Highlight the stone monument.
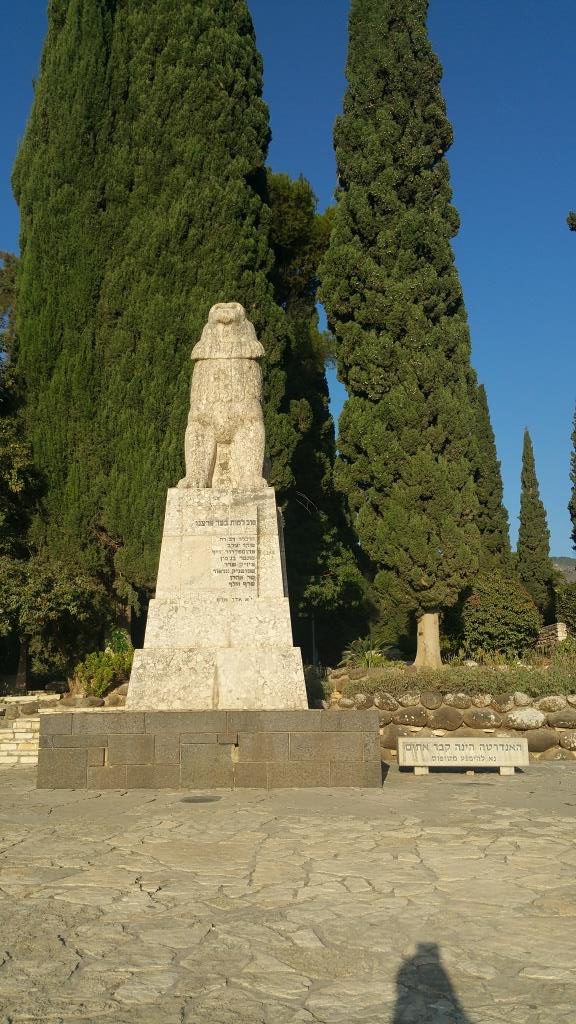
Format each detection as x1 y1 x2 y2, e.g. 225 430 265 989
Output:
127 302 308 711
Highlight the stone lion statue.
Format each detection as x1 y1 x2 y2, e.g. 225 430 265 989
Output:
177 302 267 490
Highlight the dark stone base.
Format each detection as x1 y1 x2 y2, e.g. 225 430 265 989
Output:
37 709 382 789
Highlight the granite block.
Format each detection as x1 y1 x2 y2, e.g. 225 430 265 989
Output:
330 762 382 787
145 711 227 734
154 735 181 764
180 733 218 744
226 710 320 733
126 765 180 788
39 713 72 735
88 748 106 767
217 733 238 745
180 743 233 788
236 732 289 762
234 763 269 788
87 766 128 789
49 734 109 749
267 762 330 788
72 712 145 735
289 732 364 762
37 748 87 789
319 709 380 732
108 734 155 765
362 733 381 762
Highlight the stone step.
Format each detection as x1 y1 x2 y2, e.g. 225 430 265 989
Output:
0 714 40 768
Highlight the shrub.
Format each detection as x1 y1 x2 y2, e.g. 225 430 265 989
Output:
557 582 576 634
459 571 541 659
332 663 576 699
70 647 133 698
340 637 393 668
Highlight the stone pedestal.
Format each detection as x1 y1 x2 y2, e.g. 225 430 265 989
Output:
37 710 382 789
127 487 307 710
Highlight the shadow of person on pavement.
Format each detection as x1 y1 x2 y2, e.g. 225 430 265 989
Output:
392 942 474 1023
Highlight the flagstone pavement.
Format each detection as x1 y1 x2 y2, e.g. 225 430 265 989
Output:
1 764 575 1024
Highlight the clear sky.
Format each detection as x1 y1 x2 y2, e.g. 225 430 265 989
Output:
1 1 574 555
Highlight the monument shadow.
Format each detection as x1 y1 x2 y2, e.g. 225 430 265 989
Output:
392 942 474 1023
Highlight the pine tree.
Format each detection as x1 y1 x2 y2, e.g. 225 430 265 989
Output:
517 429 554 620
569 405 576 552
470 380 511 566
266 172 366 662
14 1 301 615
319 0 480 667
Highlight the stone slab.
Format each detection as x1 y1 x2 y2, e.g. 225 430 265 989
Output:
37 748 86 789
129 646 306 711
398 735 529 770
37 711 381 790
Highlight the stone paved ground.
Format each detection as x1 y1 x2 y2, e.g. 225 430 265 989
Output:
1 766 576 1024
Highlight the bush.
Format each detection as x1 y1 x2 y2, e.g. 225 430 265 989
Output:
340 637 393 668
557 582 576 634
459 571 541 659
331 662 576 699
70 647 133 698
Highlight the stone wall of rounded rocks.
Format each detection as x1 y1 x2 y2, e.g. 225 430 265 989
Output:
325 679 576 762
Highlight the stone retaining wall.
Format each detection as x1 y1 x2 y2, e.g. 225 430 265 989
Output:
327 687 576 761
37 709 382 789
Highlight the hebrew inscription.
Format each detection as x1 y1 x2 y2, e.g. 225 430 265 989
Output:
398 736 529 768
212 534 257 592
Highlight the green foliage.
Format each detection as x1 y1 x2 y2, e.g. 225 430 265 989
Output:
13 1 299 604
516 430 555 619
333 663 576 699
470 381 511 567
556 582 576 634
0 251 17 360
567 211 576 231
0 556 110 679
13 0 116 575
340 637 391 668
104 626 132 655
71 646 133 698
266 171 367 662
458 570 541 659
319 0 480 638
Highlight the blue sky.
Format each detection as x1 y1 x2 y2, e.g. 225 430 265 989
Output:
1 1 574 555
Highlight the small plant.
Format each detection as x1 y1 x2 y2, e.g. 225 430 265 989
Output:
104 627 132 654
70 646 133 698
340 637 391 669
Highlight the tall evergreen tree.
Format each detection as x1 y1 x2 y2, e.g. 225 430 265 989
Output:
13 0 115 574
517 429 554 620
91 0 299 605
470 379 511 566
0 252 18 360
266 172 366 662
569 405 576 552
319 0 480 667
14 1 301 616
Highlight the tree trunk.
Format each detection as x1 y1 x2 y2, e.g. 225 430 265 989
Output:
15 640 29 693
414 612 443 669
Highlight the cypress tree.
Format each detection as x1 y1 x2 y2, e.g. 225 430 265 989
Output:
266 172 366 662
470 380 511 566
92 0 299 605
12 0 115 574
517 429 554 620
569 405 576 552
14 1 301 619
319 0 480 668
